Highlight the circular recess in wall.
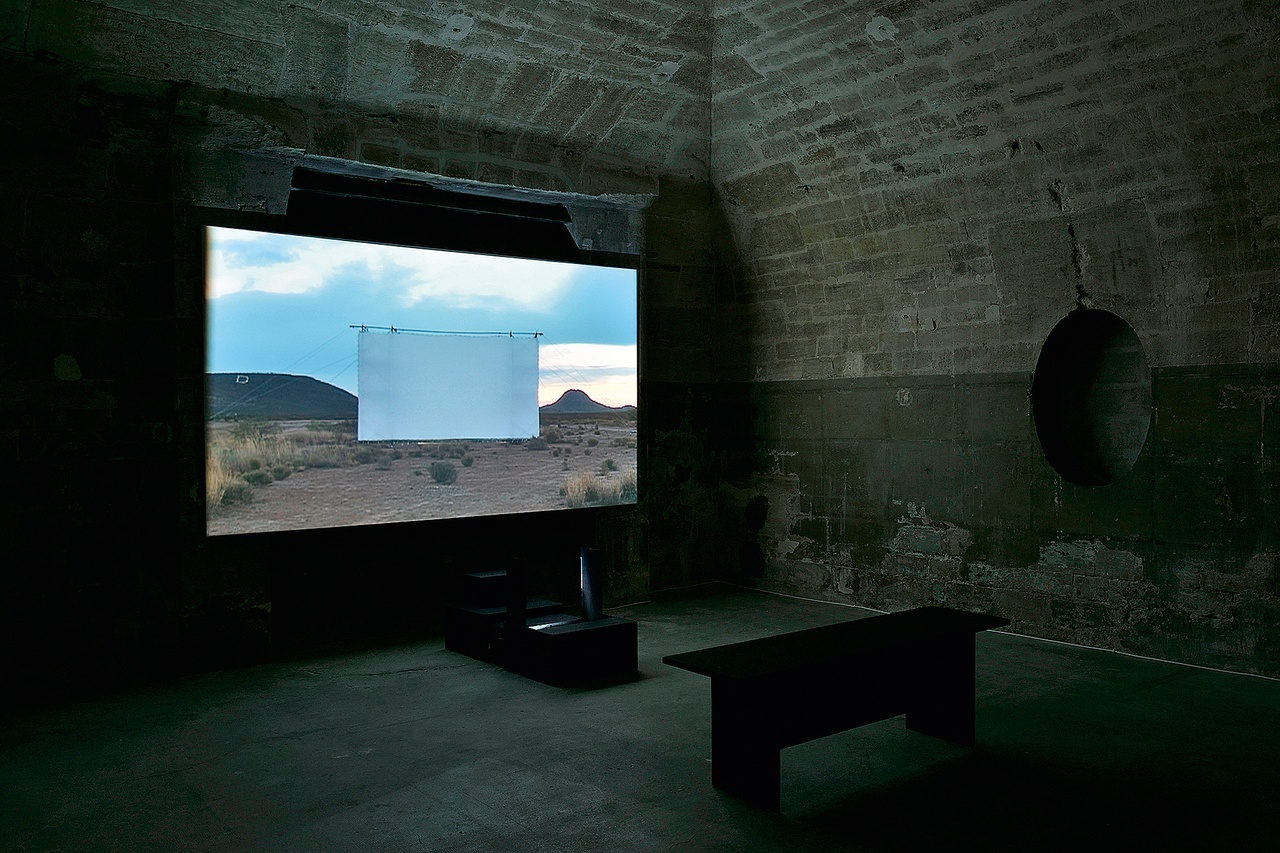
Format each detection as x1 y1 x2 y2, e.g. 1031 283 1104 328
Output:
1031 309 1152 486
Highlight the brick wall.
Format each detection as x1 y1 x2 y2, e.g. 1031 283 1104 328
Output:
710 0 1279 674
712 0 1277 377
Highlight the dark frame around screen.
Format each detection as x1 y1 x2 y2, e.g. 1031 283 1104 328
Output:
199 168 642 539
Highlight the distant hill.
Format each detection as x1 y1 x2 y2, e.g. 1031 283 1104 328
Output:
207 373 357 421
541 388 635 415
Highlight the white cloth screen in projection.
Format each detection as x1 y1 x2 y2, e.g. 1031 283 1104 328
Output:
358 332 540 441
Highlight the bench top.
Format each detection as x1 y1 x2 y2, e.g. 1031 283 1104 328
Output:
662 606 1008 681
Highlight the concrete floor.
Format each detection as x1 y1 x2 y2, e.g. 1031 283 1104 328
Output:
4 585 1279 852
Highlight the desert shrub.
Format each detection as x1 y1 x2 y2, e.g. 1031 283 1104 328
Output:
303 420 349 443
206 449 238 507
611 436 636 448
299 445 349 468
562 469 637 507
206 428 292 505
354 447 377 464
448 443 468 458
616 469 637 502
543 428 563 443
221 432 295 471
526 437 548 451
270 465 291 480
414 468 423 476
375 454 394 470
429 460 458 484
461 454 474 467
600 458 618 474
552 448 561 457
391 449 403 460
220 481 253 505
561 472 603 508
243 469 272 486
409 450 423 458
587 438 599 447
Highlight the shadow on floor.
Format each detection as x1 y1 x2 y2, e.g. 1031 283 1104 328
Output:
791 742 1264 851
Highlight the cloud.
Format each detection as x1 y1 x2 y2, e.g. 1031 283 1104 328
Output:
207 227 576 311
401 252 575 310
540 343 637 372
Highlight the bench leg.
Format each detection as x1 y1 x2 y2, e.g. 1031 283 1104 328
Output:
711 680 781 809
905 634 978 746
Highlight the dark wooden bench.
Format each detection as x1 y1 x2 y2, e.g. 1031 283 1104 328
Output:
663 606 1008 809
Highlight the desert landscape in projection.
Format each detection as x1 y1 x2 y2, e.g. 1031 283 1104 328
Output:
206 378 637 536
204 226 639 534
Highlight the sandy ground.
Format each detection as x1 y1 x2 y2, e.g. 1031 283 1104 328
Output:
207 420 636 535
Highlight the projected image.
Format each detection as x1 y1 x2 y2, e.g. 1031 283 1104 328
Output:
205 226 637 535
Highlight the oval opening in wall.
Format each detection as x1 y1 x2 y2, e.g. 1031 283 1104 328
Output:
1031 309 1152 486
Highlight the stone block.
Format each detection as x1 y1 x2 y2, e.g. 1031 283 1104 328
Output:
823 382 891 440
884 379 962 440
1028 443 1155 540
31 0 283 95
1154 366 1272 447
1050 598 1115 632
961 441 1034 527
720 162 803 211
1073 574 1124 603
1094 546 1145 581
961 375 1032 442
1154 447 1266 549
887 440 966 522
994 588 1051 624
816 438 894 520
279 7 348 101
891 524 944 556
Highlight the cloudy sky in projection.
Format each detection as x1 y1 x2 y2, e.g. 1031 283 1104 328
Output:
206 227 638 407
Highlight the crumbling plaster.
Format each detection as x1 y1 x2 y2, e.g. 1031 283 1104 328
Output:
707 0 1278 674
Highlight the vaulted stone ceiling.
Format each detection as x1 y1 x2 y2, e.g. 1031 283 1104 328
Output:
17 0 714 194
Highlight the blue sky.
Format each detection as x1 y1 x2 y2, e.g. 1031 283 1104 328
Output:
206 227 638 407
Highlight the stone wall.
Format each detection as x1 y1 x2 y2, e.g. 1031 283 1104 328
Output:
3 0 1276 697
710 0 1279 674
16 0 710 192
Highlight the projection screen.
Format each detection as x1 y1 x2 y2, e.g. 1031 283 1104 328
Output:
358 331 540 441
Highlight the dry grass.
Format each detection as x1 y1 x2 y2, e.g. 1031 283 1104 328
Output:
206 424 359 507
561 468 637 508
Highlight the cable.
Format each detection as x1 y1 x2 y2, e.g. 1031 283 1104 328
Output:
351 324 541 337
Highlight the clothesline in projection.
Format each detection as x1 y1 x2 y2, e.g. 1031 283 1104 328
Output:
350 324 542 337
355 325 541 441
